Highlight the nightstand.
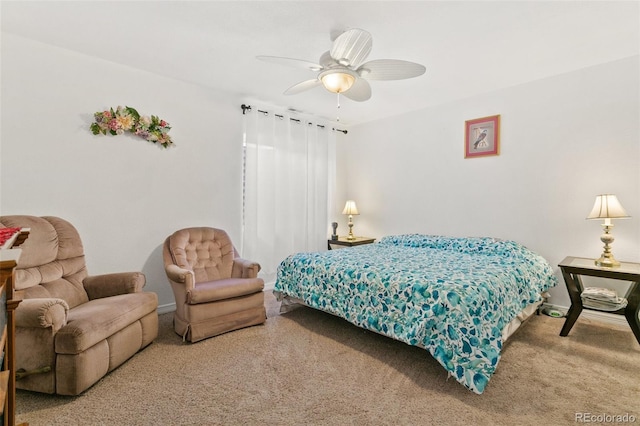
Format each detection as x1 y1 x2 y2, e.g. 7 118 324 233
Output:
558 256 640 344
327 236 376 250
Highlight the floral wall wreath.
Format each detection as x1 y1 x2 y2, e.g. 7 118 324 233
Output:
90 106 174 148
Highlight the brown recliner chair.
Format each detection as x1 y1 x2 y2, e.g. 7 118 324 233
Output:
163 227 266 342
0 215 158 395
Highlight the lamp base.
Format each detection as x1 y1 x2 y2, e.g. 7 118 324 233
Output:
595 255 620 268
346 216 355 240
595 224 620 267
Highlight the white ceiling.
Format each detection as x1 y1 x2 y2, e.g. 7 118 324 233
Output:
2 1 638 126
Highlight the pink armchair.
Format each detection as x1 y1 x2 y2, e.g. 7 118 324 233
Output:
163 227 266 342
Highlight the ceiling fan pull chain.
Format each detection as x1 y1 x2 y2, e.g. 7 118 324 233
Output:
336 93 341 122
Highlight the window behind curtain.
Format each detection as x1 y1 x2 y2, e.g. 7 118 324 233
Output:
242 107 336 285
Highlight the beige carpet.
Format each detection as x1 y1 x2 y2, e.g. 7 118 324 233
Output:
16 292 640 425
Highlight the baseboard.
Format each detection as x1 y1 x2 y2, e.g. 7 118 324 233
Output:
158 302 176 315
543 303 629 328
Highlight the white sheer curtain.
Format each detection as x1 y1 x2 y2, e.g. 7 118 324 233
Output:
242 106 336 284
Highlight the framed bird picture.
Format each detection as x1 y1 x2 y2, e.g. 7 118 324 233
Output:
464 115 500 158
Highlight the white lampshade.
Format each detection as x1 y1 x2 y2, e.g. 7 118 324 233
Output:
586 194 630 219
342 200 359 215
320 70 356 94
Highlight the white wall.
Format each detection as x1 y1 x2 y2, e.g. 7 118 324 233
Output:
1 34 245 312
336 56 640 309
3 33 639 314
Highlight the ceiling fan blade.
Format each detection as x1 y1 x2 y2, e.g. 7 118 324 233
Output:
330 28 372 69
357 59 426 81
284 79 322 95
342 78 371 102
256 56 323 72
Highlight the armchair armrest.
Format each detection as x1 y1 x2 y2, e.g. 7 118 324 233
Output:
232 257 261 279
16 298 69 333
83 271 146 300
165 264 195 291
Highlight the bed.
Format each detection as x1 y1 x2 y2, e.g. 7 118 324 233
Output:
274 234 557 394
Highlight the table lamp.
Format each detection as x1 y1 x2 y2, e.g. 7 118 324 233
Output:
586 194 630 267
342 200 359 240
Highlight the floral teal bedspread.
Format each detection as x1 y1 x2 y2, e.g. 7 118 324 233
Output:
274 234 557 394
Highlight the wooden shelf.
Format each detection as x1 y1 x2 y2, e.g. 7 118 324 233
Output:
0 228 29 426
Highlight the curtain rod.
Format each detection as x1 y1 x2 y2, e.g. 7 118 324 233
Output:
241 104 347 134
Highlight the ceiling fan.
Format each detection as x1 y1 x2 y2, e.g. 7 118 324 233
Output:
256 28 426 102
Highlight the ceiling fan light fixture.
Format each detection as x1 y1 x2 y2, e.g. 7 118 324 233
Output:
319 69 356 93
